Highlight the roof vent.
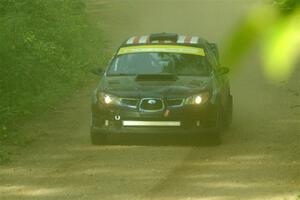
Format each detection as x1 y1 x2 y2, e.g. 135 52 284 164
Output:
149 33 178 42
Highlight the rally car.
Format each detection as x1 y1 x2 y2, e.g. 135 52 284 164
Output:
91 33 233 145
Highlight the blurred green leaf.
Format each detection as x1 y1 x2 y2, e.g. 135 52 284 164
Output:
262 8 300 81
224 1 300 82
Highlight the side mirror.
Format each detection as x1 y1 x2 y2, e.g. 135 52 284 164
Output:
91 68 103 76
217 67 229 76
209 43 220 65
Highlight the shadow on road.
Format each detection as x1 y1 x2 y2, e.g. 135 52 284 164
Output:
105 133 222 147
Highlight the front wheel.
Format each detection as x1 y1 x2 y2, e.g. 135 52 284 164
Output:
203 109 222 146
224 95 233 129
90 130 107 145
206 130 221 146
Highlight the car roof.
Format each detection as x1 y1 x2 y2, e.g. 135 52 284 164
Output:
121 33 210 48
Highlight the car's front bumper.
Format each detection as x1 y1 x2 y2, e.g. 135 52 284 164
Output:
91 126 216 135
91 101 219 135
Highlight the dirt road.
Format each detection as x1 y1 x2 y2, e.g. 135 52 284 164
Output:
1 0 299 199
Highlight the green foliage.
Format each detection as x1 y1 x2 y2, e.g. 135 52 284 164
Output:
0 149 10 164
223 0 300 82
273 0 300 13
0 0 106 147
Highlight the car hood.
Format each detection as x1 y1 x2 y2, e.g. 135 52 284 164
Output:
99 75 212 98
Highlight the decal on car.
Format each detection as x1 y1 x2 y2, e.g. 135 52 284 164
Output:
117 45 206 56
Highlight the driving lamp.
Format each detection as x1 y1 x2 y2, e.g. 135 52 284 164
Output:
185 92 210 105
99 93 120 105
104 95 112 104
195 96 202 104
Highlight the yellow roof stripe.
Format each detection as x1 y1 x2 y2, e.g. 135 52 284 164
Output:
118 45 205 56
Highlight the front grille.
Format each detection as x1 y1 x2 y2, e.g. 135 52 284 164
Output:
140 98 164 111
166 99 184 107
120 98 139 108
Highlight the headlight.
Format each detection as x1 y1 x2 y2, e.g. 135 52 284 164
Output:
98 92 120 105
185 92 210 105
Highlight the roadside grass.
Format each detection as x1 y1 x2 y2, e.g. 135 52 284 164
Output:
0 0 111 164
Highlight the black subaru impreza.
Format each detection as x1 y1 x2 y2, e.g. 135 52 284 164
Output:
91 33 233 145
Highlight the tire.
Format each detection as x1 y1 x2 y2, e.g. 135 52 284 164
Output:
202 110 222 146
90 130 107 145
208 112 222 145
224 95 233 129
206 130 221 146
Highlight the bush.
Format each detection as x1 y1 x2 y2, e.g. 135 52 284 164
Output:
0 0 106 145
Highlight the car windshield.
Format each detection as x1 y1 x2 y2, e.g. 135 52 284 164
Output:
107 52 211 76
